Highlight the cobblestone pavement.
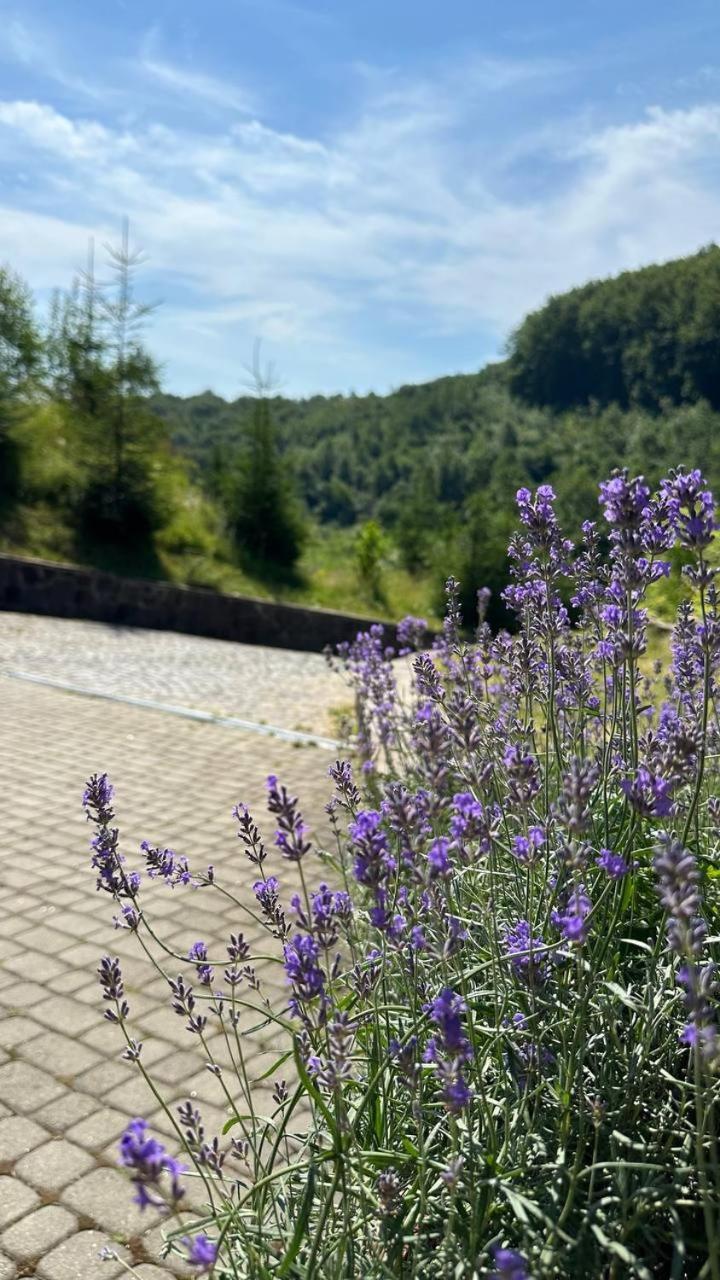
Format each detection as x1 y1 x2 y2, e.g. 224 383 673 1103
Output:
0 613 349 1278
0 613 348 736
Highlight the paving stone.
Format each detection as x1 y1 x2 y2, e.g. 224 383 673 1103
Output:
27 996 99 1037
0 1176 40 1229
34 1093 98 1134
3 953 66 984
46 972 87 996
105 1075 162 1115
0 982 46 1011
0 1116 50 1163
1 1205 77 1264
0 1254 15 1280
56 944 105 970
15 1139 95 1194
13 927 76 956
0 894 36 913
73 1060 132 1097
0 1062 63 1113
0 1017 43 1050
152 1050 203 1086
66 1107 128 1152
61 1167 148 1236
19 1031 101 1079
36 1230 129 1280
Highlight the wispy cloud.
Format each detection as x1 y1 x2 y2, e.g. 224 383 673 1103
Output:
0 18 103 99
138 57 255 115
0 52 719 395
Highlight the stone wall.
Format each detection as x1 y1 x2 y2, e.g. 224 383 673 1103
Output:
0 553 420 653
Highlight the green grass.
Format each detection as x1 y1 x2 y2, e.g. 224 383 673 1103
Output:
163 522 443 623
1 477 443 627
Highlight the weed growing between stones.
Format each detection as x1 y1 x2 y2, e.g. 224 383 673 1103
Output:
86 468 720 1278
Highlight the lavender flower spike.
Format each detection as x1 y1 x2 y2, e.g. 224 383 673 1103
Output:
118 1118 185 1211
182 1234 218 1271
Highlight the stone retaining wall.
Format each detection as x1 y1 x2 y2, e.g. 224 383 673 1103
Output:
0 553 418 653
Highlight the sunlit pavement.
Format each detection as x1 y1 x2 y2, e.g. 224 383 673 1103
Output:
0 614 346 1278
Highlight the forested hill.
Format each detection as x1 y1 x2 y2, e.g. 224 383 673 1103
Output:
155 244 720 527
509 243 720 411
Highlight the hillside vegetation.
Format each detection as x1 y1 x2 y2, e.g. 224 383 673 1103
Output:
3 241 720 626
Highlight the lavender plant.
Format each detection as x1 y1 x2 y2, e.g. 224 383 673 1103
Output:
85 467 720 1279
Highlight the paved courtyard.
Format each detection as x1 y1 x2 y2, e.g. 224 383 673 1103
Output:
0 614 349 1279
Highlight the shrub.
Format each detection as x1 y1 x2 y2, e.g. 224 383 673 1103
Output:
354 519 387 601
84 466 720 1278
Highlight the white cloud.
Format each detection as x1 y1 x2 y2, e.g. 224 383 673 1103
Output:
138 58 256 115
0 100 119 159
0 72 719 395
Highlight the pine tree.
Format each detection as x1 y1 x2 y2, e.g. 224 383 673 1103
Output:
48 223 168 543
229 344 305 568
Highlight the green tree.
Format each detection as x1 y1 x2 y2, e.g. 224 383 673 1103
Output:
0 265 41 507
228 345 306 569
49 225 169 545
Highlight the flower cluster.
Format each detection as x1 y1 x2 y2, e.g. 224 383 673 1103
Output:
83 465 720 1280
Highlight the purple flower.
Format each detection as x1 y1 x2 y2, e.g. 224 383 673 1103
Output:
141 841 191 888
654 834 702 947
283 934 326 1018
596 848 629 879
620 766 673 818
654 834 719 1065
450 792 499 853
254 876 280 912
502 920 549 985
182 1233 218 1270
266 775 312 861
504 1013 554 1092
118 1118 184 1211
426 987 473 1061
490 1246 530 1280
397 614 428 655
423 988 473 1113
188 941 214 986
291 883 353 948
252 876 286 938
599 471 650 529
661 467 716 551
552 886 592 946
83 774 136 898
98 955 129 1023
503 744 541 808
513 827 545 866
427 837 452 880
443 1074 473 1112
83 772 114 812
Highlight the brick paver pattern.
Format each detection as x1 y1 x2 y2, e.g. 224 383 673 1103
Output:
0 614 349 1278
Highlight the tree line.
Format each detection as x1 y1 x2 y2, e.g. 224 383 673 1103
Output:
3 239 720 626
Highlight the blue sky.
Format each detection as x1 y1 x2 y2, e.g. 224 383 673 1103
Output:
1 1 720 397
